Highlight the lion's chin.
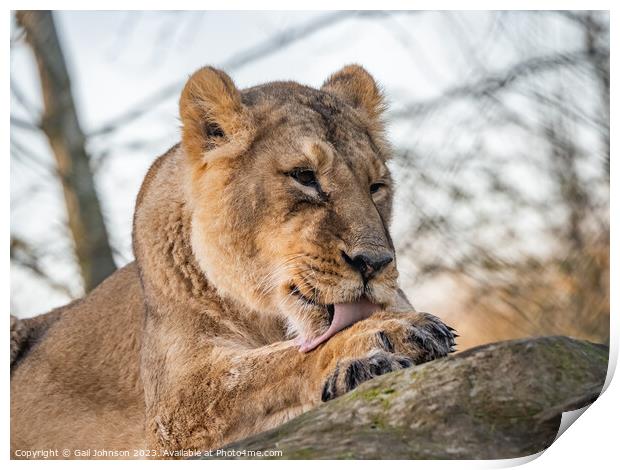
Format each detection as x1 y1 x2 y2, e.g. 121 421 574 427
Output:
297 297 380 353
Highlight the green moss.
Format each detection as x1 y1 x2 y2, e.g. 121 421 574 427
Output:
353 385 400 412
370 416 387 430
360 388 382 401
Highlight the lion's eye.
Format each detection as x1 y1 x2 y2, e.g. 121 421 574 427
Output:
289 169 318 188
370 183 385 194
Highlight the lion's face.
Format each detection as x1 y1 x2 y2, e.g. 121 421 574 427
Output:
181 65 399 342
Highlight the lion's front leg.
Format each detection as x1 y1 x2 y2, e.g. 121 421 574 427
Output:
144 312 455 455
144 340 332 454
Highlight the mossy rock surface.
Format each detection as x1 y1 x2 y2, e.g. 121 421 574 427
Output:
204 336 608 460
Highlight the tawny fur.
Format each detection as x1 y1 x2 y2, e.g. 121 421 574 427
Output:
11 65 455 459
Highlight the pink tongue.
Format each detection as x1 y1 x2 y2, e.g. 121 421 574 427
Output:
298 298 380 353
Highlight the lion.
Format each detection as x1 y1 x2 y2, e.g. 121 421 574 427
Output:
11 64 456 459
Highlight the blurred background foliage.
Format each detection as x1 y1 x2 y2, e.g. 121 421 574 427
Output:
10 11 609 349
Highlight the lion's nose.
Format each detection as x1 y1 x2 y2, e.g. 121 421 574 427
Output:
342 250 394 282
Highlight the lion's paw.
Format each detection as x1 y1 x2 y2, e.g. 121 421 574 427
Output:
320 349 413 402
319 312 457 402
403 312 457 362
367 311 457 363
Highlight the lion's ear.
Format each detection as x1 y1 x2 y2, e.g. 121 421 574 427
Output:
179 66 254 162
321 64 386 121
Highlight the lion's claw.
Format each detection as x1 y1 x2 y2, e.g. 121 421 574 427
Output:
321 350 413 402
405 312 457 362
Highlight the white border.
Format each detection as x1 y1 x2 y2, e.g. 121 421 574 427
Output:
4 2 616 469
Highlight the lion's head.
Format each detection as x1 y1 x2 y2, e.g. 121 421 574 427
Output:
180 65 400 349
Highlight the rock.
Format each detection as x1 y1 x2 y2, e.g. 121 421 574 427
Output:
207 336 608 459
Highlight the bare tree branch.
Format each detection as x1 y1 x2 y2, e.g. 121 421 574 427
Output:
11 115 40 132
10 77 42 121
10 135 58 179
10 236 75 299
390 48 608 120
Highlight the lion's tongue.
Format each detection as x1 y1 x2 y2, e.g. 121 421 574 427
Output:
298 298 380 353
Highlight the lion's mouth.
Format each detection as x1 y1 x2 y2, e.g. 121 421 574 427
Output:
290 285 380 353
290 285 335 318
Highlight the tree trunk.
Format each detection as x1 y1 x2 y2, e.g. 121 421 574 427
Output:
207 336 607 459
16 10 116 292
